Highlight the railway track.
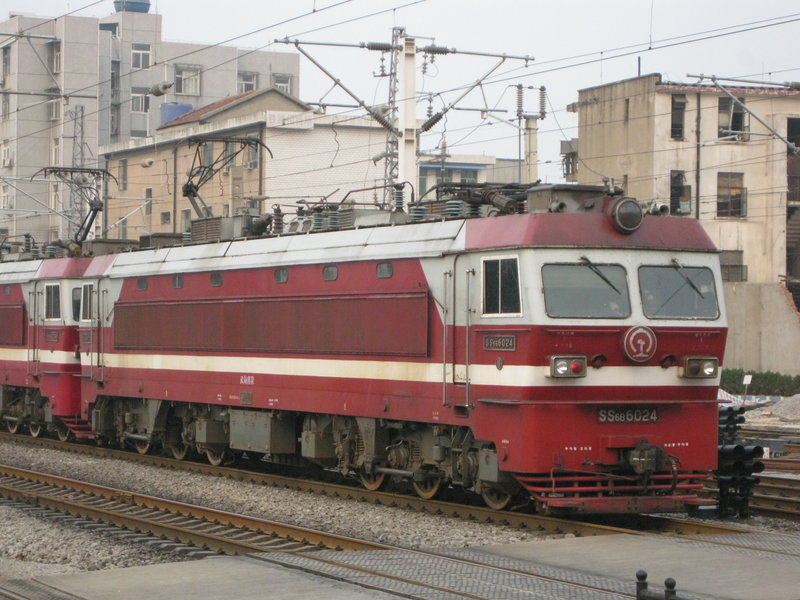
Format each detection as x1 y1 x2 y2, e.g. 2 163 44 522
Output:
3 463 800 600
750 474 800 521
0 431 750 538
0 463 719 600
3 440 800 600
0 463 387 555
0 460 663 600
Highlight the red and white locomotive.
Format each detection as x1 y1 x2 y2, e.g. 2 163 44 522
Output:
0 183 726 513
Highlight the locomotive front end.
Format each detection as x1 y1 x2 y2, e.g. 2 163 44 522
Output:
463 190 726 514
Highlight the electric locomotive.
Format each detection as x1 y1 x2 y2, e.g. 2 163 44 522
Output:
0 183 726 514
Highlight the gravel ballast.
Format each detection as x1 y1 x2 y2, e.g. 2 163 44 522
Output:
2 390 799 583
0 440 553 579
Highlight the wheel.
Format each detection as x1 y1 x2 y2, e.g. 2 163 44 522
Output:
56 425 71 442
169 442 190 461
28 422 42 438
134 440 150 455
481 485 512 511
360 471 387 491
412 475 442 500
205 447 226 466
6 419 20 434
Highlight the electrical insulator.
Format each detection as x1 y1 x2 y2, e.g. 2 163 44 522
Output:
516 84 524 119
539 86 547 119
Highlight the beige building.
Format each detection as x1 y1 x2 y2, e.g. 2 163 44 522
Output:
101 87 521 242
564 73 800 374
101 87 389 239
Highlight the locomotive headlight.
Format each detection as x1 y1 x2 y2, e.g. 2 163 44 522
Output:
549 356 587 378
681 357 719 379
610 197 644 233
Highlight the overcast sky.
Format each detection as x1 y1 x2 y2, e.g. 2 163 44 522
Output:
5 0 800 181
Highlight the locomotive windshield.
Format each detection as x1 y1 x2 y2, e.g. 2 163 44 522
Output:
639 264 719 319
542 262 630 318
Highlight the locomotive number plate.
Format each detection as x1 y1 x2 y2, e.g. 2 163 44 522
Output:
597 407 658 424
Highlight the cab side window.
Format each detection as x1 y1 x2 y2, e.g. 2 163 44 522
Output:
45 284 61 320
483 257 521 315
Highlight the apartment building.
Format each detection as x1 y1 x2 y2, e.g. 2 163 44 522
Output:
0 1 298 244
101 87 388 239
564 73 800 374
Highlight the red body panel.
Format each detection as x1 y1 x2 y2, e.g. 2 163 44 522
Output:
2 208 727 514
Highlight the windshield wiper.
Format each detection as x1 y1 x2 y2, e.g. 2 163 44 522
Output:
580 256 621 294
671 259 704 298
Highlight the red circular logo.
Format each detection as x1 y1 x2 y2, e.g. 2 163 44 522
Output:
623 326 657 363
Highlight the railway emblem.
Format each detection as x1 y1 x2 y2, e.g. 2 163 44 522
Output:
622 326 657 363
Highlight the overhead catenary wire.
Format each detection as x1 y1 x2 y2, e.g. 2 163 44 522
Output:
3 2 800 241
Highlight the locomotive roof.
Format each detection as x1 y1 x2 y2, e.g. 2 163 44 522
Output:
0 211 717 283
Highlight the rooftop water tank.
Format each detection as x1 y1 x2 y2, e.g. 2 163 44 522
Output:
160 102 194 126
113 0 151 13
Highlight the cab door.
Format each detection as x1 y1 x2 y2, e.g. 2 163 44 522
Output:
444 254 478 410
78 280 105 383
26 280 41 377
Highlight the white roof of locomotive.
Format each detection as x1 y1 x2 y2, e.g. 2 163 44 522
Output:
102 219 468 279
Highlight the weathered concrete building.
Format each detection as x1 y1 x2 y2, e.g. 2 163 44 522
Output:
0 1 298 244
564 73 800 374
101 87 518 242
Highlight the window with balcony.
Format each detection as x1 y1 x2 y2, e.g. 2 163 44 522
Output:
717 172 746 218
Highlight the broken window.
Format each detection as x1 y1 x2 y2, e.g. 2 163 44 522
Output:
717 172 746 218
719 250 748 282
671 95 686 140
718 97 749 140
669 170 691 215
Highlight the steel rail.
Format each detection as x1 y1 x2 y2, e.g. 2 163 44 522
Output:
0 460 644 600
0 464 641 600
762 457 800 472
0 432 768 537
0 464 391 554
